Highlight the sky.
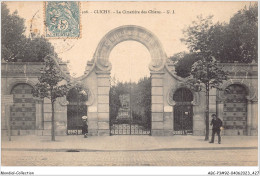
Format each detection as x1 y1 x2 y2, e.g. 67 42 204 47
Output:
5 1 254 82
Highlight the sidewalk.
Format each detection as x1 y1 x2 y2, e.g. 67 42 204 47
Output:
1 135 258 151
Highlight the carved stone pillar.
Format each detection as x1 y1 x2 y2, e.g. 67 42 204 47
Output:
96 71 110 136
251 100 258 136
246 100 252 135
35 99 44 131
5 105 11 140
151 71 164 136
216 100 224 135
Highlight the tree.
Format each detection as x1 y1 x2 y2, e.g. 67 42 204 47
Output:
1 2 26 61
226 4 258 63
33 56 69 141
181 4 257 63
109 77 151 128
182 15 228 140
1 3 57 62
174 4 257 78
190 58 228 140
205 4 257 63
170 53 200 78
20 37 57 62
66 84 88 103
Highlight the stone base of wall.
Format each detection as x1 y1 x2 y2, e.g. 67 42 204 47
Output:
1 129 67 136
164 130 174 136
98 129 110 136
250 129 258 136
1 130 8 137
223 129 247 136
152 130 174 136
193 130 205 136
88 129 98 136
2 129 37 136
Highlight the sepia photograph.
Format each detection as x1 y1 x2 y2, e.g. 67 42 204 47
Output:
1 0 258 175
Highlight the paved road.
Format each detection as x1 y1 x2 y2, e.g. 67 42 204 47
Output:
2 149 257 166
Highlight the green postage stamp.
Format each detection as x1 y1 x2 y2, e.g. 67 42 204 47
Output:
45 2 80 38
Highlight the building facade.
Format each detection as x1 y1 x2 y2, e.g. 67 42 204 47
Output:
1 25 258 137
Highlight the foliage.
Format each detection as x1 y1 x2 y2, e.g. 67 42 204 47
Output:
1 3 26 61
168 52 188 63
67 84 88 103
189 57 228 89
181 13 232 140
21 37 57 62
109 77 151 128
181 15 214 57
1 3 57 62
185 57 228 140
226 4 258 63
33 57 69 101
181 4 257 63
174 4 257 78
33 56 69 141
109 82 131 122
170 53 200 78
134 77 151 127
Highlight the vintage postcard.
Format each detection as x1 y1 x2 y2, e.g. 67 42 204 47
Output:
1 1 258 175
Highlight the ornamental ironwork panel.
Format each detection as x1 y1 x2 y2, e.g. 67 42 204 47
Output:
10 84 36 130
223 84 247 135
110 123 151 135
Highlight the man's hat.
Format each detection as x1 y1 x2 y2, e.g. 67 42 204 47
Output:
82 116 88 120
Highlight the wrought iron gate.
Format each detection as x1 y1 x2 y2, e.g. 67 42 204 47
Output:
67 104 87 135
174 103 193 135
173 88 194 135
110 123 151 135
109 93 151 135
67 87 88 135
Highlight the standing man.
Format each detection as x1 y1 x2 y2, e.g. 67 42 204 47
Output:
82 116 88 138
209 114 223 144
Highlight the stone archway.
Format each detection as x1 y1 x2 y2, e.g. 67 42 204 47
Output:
91 25 167 136
94 25 166 72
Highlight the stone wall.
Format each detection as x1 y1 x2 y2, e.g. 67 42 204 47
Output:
1 25 258 137
164 62 258 136
1 61 70 136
